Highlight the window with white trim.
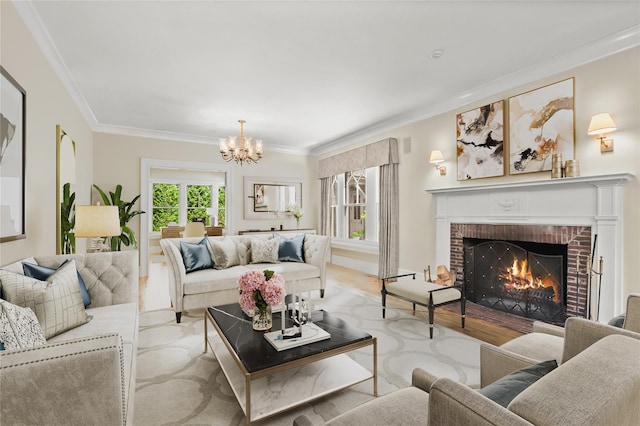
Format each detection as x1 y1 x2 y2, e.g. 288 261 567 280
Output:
151 182 226 231
330 167 378 241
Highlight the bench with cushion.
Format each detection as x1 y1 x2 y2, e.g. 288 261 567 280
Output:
381 272 465 338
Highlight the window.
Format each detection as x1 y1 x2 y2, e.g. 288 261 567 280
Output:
330 167 378 242
151 182 226 231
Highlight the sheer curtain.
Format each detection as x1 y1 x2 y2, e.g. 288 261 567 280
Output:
319 177 332 236
378 161 399 279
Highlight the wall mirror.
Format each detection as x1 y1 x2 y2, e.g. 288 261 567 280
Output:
244 176 301 219
56 125 76 254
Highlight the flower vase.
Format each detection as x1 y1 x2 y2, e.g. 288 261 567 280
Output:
253 305 272 331
296 217 300 229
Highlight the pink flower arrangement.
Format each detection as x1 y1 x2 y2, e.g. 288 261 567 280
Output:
238 269 285 313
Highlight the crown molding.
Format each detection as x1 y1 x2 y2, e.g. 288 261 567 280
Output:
309 25 640 156
15 0 638 159
12 1 99 128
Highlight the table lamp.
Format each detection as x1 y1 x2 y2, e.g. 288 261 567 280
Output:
74 205 121 252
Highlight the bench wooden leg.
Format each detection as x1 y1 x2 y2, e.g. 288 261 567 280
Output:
461 297 466 328
176 312 182 323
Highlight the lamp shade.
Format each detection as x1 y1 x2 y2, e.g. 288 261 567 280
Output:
587 113 617 135
74 206 121 237
429 150 444 163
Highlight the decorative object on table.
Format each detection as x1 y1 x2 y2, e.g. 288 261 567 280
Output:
587 112 617 153
93 184 145 250
564 159 580 177
238 269 285 331
74 205 122 252
286 202 303 228
219 119 263 165
551 153 564 178
0 66 26 243
509 78 575 175
456 100 505 180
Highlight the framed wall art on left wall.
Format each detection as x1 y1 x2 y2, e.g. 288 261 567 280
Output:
0 66 27 243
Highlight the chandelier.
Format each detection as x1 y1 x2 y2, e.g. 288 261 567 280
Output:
219 120 263 165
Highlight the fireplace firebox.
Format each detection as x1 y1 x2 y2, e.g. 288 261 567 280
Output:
464 238 567 324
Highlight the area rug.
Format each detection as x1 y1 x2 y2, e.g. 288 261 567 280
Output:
134 281 482 425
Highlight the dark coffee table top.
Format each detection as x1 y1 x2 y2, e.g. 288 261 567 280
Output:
207 304 372 373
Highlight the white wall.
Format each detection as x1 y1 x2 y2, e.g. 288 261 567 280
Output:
0 2 93 264
318 47 640 297
92 133 317 257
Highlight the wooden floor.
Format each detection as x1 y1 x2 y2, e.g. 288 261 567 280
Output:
139 261 523 346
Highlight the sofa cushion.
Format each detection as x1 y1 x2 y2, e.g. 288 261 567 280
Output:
180 238 214 273
22 261 91 307
251 237 280 264
0 299 47 350
0 260 90 339
500 331 564 364
245 262 320 283
208 237 240 269
478 359 557 407
182 266 251 295
275 233 305 263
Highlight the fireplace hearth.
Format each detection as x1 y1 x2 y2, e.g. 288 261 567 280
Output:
464 238 567 324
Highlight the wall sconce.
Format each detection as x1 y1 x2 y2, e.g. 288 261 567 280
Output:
429 150 446 175
587 113 617 153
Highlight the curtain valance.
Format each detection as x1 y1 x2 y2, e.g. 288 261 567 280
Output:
317 138 398 178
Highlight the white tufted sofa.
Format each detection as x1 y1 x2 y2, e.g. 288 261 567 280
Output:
160 234 331 323
0 251 139 425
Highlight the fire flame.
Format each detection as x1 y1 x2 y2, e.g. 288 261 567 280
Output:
500 258 560 302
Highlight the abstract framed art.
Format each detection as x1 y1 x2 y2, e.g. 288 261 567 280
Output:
456 100 505 180
0 66 26 243
509 78 575 175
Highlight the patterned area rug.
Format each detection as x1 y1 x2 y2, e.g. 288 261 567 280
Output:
134 281 482 425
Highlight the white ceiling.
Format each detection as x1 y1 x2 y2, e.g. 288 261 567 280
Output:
14 1 640 155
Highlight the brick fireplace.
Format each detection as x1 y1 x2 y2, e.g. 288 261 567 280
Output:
451 223 592 323
427 173 632 323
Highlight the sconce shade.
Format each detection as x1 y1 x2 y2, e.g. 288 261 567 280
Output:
588 113 617 135
74 206 121 238
429 150 444 164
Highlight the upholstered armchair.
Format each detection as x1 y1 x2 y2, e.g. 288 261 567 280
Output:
480 294 640 387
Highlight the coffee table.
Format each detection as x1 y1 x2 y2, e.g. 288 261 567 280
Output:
204 304 377 425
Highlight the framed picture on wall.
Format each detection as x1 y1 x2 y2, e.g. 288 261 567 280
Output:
509 78 575 175
0 66 27 243
456 100 505 180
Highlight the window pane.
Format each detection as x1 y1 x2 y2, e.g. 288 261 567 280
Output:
187 185 212 223
152 183 179 231
217 186 226 227
348 205 366 239
346 169 366 204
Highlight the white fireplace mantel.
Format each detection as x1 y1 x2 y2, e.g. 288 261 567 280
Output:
425 173 634 321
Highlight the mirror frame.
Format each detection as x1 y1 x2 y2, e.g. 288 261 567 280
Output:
243 176 302 219
56 125 76 254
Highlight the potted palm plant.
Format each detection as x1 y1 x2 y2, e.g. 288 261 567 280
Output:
93 184 145 251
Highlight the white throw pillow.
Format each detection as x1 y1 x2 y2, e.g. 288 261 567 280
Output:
0 298 47 350
208 238 240 269
0 260 90 339
250 237 280 264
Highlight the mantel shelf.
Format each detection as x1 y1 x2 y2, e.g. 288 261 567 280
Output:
426 173 634 195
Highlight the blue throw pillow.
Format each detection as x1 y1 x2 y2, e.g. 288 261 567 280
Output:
0 340 4 351
22 260 92 307
608 313 626 328
478 359 558 407
180 238 214 273
274 233 305 263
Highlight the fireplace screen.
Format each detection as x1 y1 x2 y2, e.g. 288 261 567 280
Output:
464 238 567 323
